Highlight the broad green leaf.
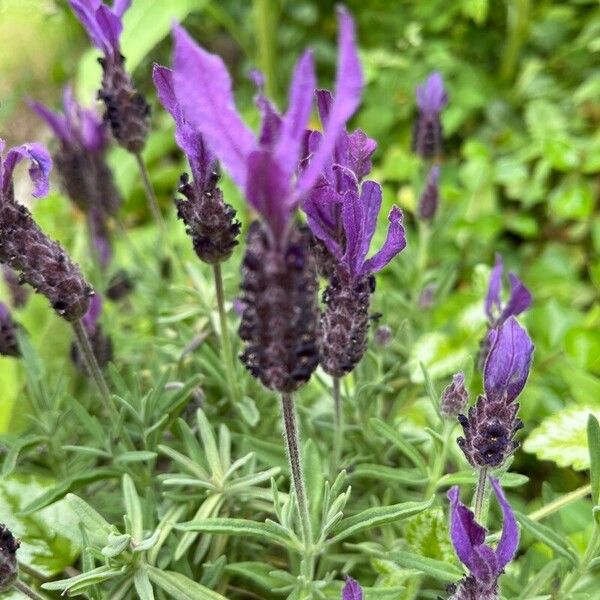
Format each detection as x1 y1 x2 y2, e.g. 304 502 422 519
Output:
390 550 463 581
176 518 293 549
516 511 579 566
330 497 434 544
146 566 228 600
523 407 600 470
405 507 456 563
588 415 600 507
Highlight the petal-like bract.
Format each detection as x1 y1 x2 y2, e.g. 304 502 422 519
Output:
342 577 363 600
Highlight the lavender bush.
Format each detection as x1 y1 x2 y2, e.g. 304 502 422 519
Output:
0 2 599 599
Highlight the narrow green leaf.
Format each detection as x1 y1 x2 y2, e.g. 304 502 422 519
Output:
146 565 228 600
352 464 429 486
115 451 158 464
122 474 143 540
196 408 223 479
330 496 434 544
134 566 155 600
436 471 528 489
42 566 123 592
176 517 292 549
225 562 293 591
389 550 464 581
517 559 561 600
587 414 600 507
369 418 427 472
303 439 324 532
516 511 579 566
1 435 45 477
65 494 114 547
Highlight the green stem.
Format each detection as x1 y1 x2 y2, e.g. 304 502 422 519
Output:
253 0 279 102
473 467 489 524
500 0 531 82
72 319 111 412
134 152 165 235
13 580 46 600
280 393 313 579
332 376 343 472
529 484 592 522
425 420 454 497
213 263 237 401
560 522 600 596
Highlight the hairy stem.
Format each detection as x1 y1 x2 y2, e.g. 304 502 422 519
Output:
134 152 165 234
280 393 313 552
473 466 489 524
213 263 238 401
13 580 46 600
332 376 343 473
72 319 111 411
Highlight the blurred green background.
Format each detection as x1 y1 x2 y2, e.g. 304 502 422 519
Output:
1 0 599 504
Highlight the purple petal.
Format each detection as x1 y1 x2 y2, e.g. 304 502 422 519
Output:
304 186 343 260
112 0 132 18
485 254 504 322
69 1 109 52
342 577 363 600
2 143 52 198
275 50 316 184
362 205 406 275
153 64 180 121
416 72 448 115
340 186 364 278
468 544 499 583
245 149 291 239
347 129 377 180
253 76 282 149
82 292 103 332
297 7 363 196
315 89 333 125
447 486 487 571
173 24 256 190
78 106 107 152
489 476 519 571
498 273 532 325
484 316 534 404
28 100 71 143
95 5 122 53
352 179 382 271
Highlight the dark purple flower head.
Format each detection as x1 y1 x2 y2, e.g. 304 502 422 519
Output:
441 371 469 418
0 139 52 201
153 65 216 193
485 254 532 327
417 164 440 221
29 87 107 154
172 7 363 243
448 477 519 587
458 317 533 468
0 301 20 357
342 576 363 600
416 72 448 115
68 0 131 57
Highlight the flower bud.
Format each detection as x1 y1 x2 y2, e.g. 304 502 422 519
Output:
440 372 468 418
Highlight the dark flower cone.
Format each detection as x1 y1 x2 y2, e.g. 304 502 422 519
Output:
70 326 113 375
320 268 374 377
238 222 320 392
0 199 93 321
55 147 121 217
412 113 443 159
99 54 150 154
2 265 28 308
0 310 20 358
448 577 498 600
106 269 134 301
310 235 339 279
457 394 523 468
0 524 19 591
176 171 240 264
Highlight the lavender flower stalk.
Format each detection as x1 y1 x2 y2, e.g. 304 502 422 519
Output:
68 0 163 229
342 577 363 599
413 72 447 159
172 6 363 554
447 477 519 600
30 87 121 269
0 302 20 358
479 254 532 368
417 164 440 221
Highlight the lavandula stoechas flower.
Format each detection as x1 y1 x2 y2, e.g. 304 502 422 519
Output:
0 140 93 321
457 317 534 468
68 0 149 153
0 524 19 591
479 254 532 369
417 164 440 221
342 576 363 599
413 72 447 160
30 87 121 268
303 91 406 377
70 294 112 374
0 302 20 357
172 8 363 392
152 65 240 264
441 372 469 419
447 477 519 600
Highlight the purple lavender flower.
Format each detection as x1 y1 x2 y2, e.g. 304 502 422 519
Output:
172 8 362 392
479 254 532 369
417 164 440 221
2 265 29 308
0 302 20 357
458 317 534 468
413 72 447 159
71 294 112 374
342 576 363 600
441 372 469 418
68 1 150 153
447 477 519 600
153 65 240 264
0 139 93 322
